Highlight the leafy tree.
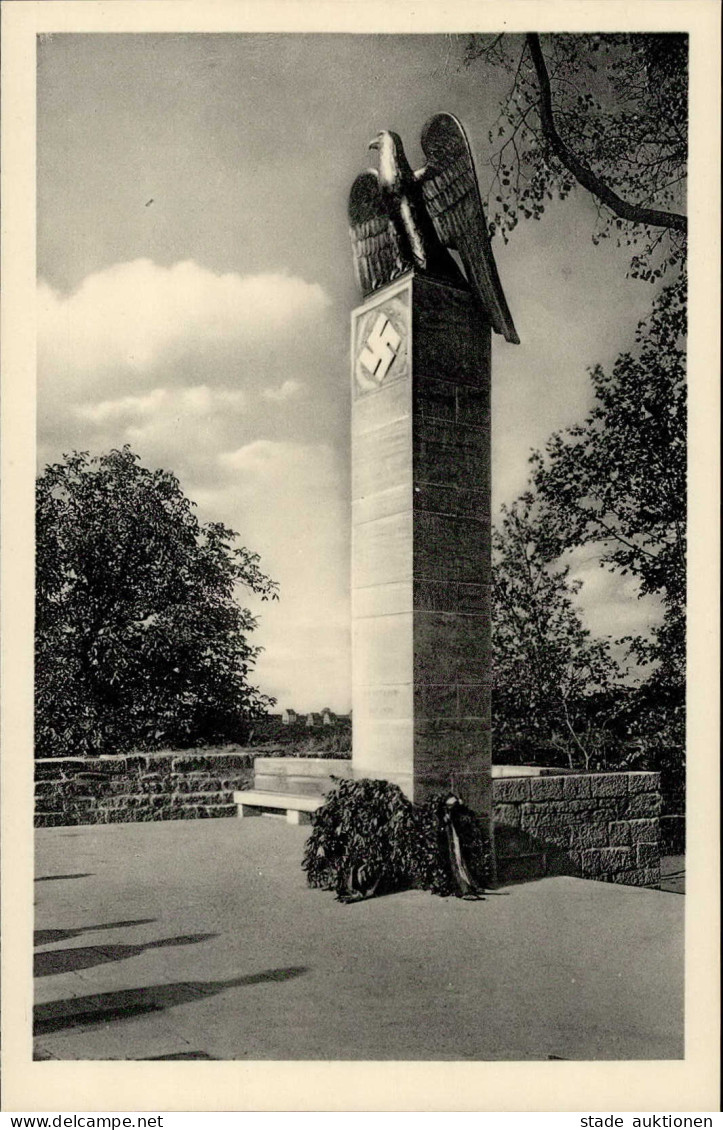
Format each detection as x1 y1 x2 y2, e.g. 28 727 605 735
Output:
492 494 628 770
467 32 688 783
466 32 687 279
35 447 278 757
466 31 687 618
530 276 686 692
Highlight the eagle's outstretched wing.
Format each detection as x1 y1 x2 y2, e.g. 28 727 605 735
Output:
348 172 411 298
420 113 519 344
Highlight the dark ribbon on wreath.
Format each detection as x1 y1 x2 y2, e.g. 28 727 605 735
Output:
440 795 486 900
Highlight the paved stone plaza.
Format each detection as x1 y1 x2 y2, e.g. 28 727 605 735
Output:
35 817 683 1062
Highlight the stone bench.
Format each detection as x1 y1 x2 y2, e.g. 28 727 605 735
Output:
233 789 323 825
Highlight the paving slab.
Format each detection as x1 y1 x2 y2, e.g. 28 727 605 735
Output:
34 817 684 1062
660 854 686 894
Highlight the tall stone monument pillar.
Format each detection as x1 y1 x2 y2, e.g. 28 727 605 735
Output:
351 271 493 815
347 113 518 820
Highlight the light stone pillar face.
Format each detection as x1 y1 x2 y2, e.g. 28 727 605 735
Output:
351 271 491 819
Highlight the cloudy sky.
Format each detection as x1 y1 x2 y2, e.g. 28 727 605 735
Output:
37 32 665 712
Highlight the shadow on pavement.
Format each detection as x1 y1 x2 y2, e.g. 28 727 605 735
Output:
144 1051 218 1060
35 874 94 882
34 967 310 1035
35 933 217 977
35 918 157 946
493 824 582 887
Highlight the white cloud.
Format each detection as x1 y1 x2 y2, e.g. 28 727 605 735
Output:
565 545 664 642
262 378 305 402
53 385 252 490
38 259 330 379
36 257 336 496
77 388 169 424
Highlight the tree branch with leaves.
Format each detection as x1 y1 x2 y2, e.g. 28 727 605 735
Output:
530 275 686 687
466 31 688 279
492 494 629 770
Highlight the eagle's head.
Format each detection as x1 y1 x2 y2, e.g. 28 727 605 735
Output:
369 130 412 192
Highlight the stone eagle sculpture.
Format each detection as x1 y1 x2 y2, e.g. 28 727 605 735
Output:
348 112 519 345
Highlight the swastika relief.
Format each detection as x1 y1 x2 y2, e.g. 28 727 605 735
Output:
353 291 410 396
359 314 401 381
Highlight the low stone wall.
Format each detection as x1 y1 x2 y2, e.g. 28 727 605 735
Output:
493 770 662 887
34 751 254 827
35 756 663 889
